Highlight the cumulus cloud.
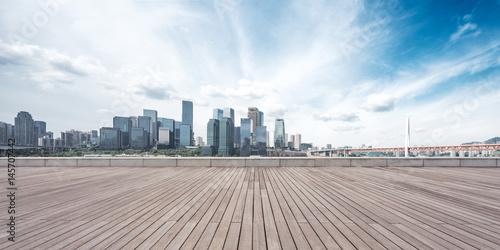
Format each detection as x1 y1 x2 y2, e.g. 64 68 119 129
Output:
313 111 360 122
362 93 395 112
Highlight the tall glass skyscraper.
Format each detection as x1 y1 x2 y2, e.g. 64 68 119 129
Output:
247 107 260 143
15 111 35 146
213 109 223 120
256 126 267 156
182 100 193 146
240 118 252 157
207 119 219 148
138 116 151 148
223 108 234 122
143 109 158 146
179 124 192 148
113 116 132 148
218 117 234 156
34 121 46 138
159 117 175 148
274 118 286 149
259 111 264 126
100 127 121 150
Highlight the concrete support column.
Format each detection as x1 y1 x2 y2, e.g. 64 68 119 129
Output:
459 151 465 157
450 151 455 157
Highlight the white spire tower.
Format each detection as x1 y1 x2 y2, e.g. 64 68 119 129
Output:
405 117 410 157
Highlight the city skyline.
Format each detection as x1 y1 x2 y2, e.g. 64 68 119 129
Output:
1 1 500 147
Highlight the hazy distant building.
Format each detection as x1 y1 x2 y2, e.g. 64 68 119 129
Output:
34 121 46 138
91 130 98 143
274 118 286 149
295 134 301 149
129 116 138 127
247 107 260 143
218 117 234 156
159 117 175 148
182 100 193 128
207 119 220 149
15 111 35 146
223 108 234 122
100 127 121 150
138 116 151 148
259 111 264 126
196 136 205 146
175 121 181 147
130 127 147 150
179 124 192 148
327 144 332 149
113 116 132 149
256 126 267 156
240 118 252 157
143 109 158 146
0 122 15 145
289 135 295 150
213 109 223 120
234 126 240 148
158 127 171 149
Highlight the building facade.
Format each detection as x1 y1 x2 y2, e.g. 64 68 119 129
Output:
240 118 252 157
15 111 35 146
256 126 267 156
274 118 286 149
207 119 220 149
99 127 121 150
218 117 234 156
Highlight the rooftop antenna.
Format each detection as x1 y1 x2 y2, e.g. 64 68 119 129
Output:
405 117 410 157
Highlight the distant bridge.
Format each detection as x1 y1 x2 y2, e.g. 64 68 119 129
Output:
311 144 500 157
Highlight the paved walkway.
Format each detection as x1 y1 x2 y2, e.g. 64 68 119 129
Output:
2 166 500 249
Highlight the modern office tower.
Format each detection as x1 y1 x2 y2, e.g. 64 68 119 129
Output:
207 119 220 149
143 109 158 146
289 135 295 150
159 117 176 148
218 117 234 156
234 126 240 148
247 107 260 142
158 127 171 149
0 122 14 144
113 116 132 149
61 131 73 148
256 126 267 156
91 130 98 143
266 131 270 147
295 134 301 149
285 133 288 145
34 127 40 145
240 118 252 157
213 109 223 120
196 136 205 146
182 100 194 128
274 118 286 149
100 127 121 150
175 121 181 147
129 116 138 127
15 111 35 146
34 121 46 138
327 144 332 149
179 124 192 148
259 111 264 126
138 116 151 148
130 127 148 149
223 108 234 122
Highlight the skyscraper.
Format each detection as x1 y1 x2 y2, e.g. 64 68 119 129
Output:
295 134 301 150
259 111 264 126
234 126 240 148
158 127 171 149
138 116 151 148
179 124 192 148
100 127 121 150
143 109 158 146
274 118 286 149
247 107 261 143
130 127 147 150
34 121 46 138
240 118 252 157
113 116 132 148
256 126 267 156
182 100 194 146
159 117 175 148
218 117 234 156
207 119 220 148
213 109 223 120
223 108 234 122
15 111 35 146
0 122 14 145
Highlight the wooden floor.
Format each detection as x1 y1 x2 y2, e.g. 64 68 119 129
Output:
2 166 500 249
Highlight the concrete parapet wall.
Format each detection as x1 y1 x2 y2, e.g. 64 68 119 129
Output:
9 157 500 167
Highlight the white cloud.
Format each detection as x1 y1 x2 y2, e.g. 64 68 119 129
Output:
313 111 360 122
362 93 395 112
333 125 365 132
450 22 480 42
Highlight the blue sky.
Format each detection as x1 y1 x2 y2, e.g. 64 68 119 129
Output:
1 0 499 148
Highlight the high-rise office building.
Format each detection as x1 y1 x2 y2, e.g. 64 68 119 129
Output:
175 121 181 147
182 100 193 146
143 109 158 146
247 107 260 141
100 127 121 150
240 118 252 157
179 124 192 148
158 127 171 149
91 130 98 143
213 109 223 120
0 122 14 145
259 111 264 126
159 117 175 148
129 116 138 127
15 111 35 146
223 108 234 122
207 119 220 148
113 116 132 149
295 134 301 150
196 136 205 146
218 117 234 156
274 118 286 149
285 133 288 144
256 126 267 156
130 127 147 149
138 116 151 148
34 121 46 138
289 134 295 150
234 126 240 148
